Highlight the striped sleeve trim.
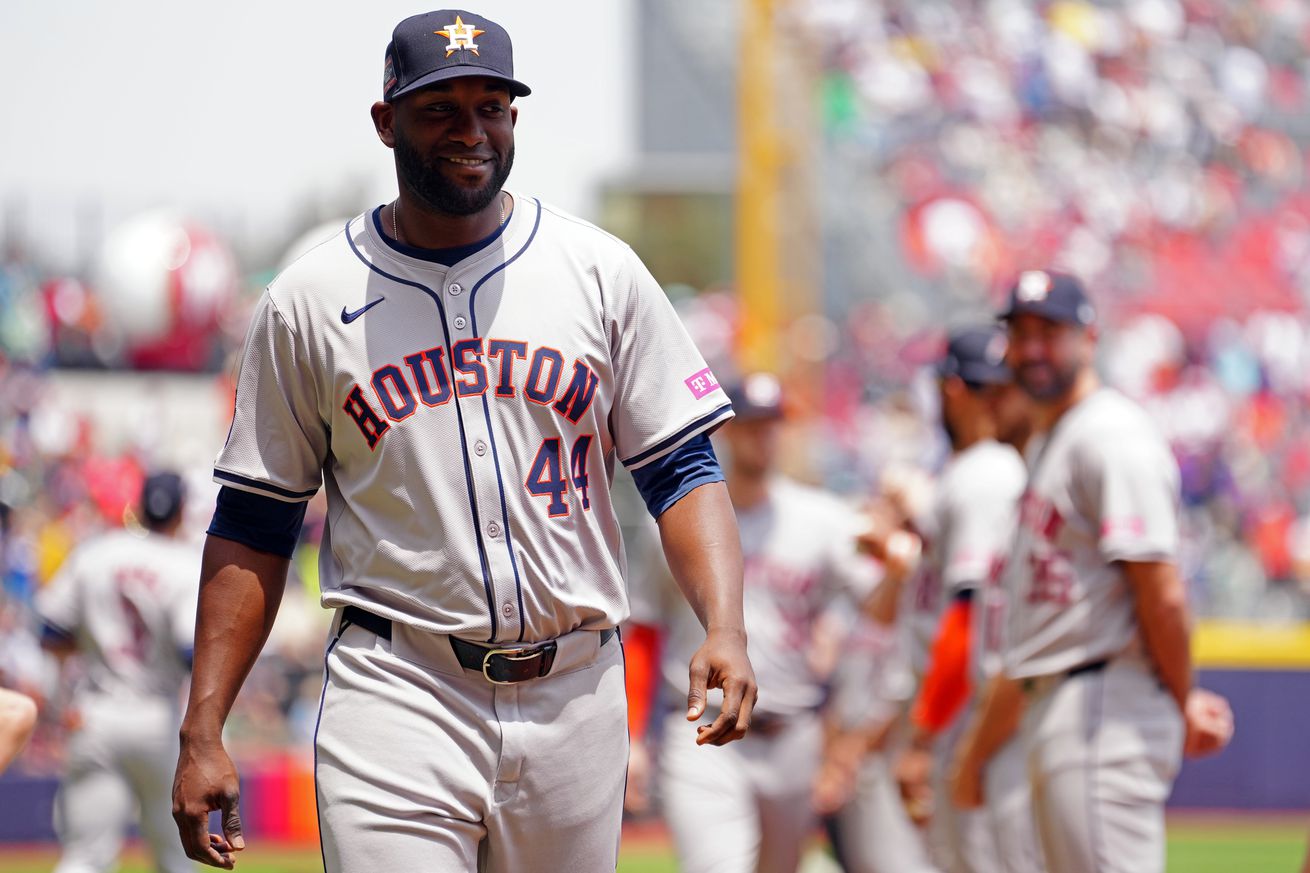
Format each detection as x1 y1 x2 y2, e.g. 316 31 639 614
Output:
621 402 735 470
41 622 75 645
213 469 319 502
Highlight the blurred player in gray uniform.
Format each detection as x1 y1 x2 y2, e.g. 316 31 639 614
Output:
861 327 1030 873
978 271 1232 873
817 614 940 873
171 10 755 872
625 373 873 873
38 472 198 873
946 363 1045 873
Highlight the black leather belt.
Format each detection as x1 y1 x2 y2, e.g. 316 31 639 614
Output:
341 605 615 685
1021 657 1110 695
1066 658 1109 679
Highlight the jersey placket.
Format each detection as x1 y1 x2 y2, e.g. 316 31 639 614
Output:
447 272 520 643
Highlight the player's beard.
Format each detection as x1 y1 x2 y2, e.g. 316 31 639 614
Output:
1015 360 1079 402
395 132 515 218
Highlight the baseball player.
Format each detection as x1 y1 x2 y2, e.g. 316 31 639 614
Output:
171 10 756 873
0 686 37 772
624 373 873 873
981 270 1233 873
816 614 941 873
37 472 199 873
864 326 1031 873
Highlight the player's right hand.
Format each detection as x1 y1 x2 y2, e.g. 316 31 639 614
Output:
1183 687 1234 758
686 626 757 746
894 746 934 826
172 735 245 868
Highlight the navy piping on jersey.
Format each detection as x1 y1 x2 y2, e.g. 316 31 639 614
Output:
345 216 501 640
622 402 734 469
40 622 75 646
213 469 318 501
370 206 512 265
313 621 347 873
468 197 542 642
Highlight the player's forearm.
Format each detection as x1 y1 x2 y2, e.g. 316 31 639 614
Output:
956 673 1023 770
1126 561 1192 711
656 481 745 634
180 535 290 742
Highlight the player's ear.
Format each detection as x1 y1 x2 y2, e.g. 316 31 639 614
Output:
510 103 518 127
941 376 967 401
371 101 397 148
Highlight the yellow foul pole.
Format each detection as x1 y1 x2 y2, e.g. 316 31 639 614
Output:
736 0 781 374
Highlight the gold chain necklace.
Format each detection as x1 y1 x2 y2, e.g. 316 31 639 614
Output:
391 194 506 245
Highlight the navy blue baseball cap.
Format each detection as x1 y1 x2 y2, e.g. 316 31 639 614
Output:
938 325 1011 387
383 10 531 103
998 270 1096 327
725 373 785 420
141 472 185 526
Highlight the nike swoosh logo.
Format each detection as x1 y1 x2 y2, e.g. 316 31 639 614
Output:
341 297 385 324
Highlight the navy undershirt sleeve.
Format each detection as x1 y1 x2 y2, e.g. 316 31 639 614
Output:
631 434 725 519
208 486 309 558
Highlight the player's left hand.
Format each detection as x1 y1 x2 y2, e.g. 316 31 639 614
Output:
1183 687 1234 758
686 626 757 746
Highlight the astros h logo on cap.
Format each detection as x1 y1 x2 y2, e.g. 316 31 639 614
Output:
1016 270 1053 303
437 15 484 56
382 9 532 103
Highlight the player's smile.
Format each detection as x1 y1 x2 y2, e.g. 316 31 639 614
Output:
380 75 517 218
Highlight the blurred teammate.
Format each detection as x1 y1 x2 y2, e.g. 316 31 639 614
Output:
0 686 37 772
625 373 873 873
982 271 1232 873
858 326 1031 872
816 615 940 873
38 472 199 873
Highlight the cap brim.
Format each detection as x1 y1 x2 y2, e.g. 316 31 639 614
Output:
957 361 1011 385
388 65 531 102
997 301 1083 324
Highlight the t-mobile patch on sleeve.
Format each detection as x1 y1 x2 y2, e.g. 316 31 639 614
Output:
684 367 720 399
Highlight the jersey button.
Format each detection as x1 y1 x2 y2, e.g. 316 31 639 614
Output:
502 603 514 617
449 283 462 296
474 440 487 456
454 315 467 329
488 521 501 537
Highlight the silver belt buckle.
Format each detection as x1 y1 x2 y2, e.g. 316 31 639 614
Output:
481 646 539 685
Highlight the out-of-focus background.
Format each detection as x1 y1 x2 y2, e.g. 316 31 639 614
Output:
1 0 1308 868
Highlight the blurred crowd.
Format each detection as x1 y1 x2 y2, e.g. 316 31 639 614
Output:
4 0 1310 773
800 0 1310 620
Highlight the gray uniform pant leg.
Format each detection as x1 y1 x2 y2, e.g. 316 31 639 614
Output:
1023 659 1182 873
659 710 821 873
316 621 627 873
831 752 941 873
983 733 1045 873
54 699 192 873
930 715 1004 873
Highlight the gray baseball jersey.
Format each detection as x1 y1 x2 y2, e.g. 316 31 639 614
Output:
1004 388 1180 680
629 476 873 719
37 529 198 700
905 440 1027 678
216 194 732 644
37 529 198 873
